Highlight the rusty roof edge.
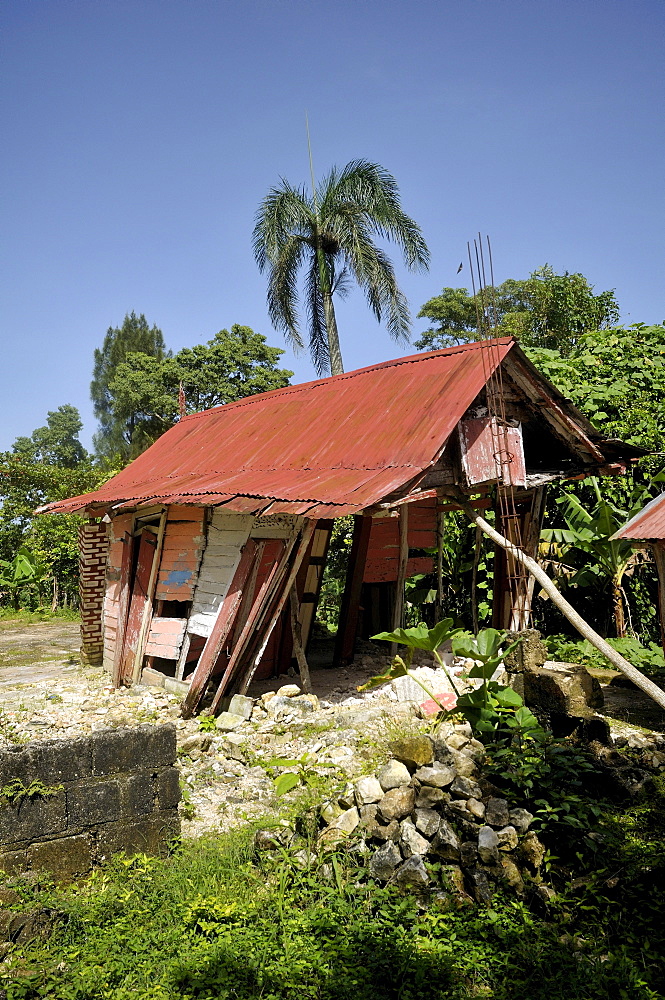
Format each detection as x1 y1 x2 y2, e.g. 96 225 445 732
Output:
610 492 665 540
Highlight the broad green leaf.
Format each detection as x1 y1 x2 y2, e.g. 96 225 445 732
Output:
274 772 300 796
357 656 408 691
492 686 523 708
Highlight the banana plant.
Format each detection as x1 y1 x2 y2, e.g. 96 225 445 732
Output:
0 547 46 610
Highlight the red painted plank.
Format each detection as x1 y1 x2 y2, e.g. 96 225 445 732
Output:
118 529 158 685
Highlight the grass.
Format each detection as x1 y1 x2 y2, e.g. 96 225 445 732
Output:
0 608 81 628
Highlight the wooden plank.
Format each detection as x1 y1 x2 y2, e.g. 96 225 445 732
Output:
175 632 192 681
392 505 409 636
131 511 166 684
117 529 158 684
111 531 134 687
290 586 311 693
334 515 373 666
181 540 259 717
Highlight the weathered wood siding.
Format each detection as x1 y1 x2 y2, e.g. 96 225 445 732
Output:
363 499 438 584
145 616 188 658
188 510 255 637
102 513 133 673
154 506 206 602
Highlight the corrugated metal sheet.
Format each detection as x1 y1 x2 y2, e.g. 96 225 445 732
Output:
612 492 665 541
40 339 516 517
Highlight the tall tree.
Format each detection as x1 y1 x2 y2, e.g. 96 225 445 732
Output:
253 160 429 376
12 404 88 468
91 311 168 460
107 325 293 451
416 266 619 355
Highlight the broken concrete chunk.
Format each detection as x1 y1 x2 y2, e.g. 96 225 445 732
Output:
370 841 402 881
509 808 534 834
320 800 344 825
389 735 434 769
214 712 246 732
496 825 518 851
378 786 415 822
277 684 302 698
467 867 493 905
228 695 253 720
391 855 430 890
477 825 500 864
450 776 482 799
430 819 460 861
414 764 455 788
377 759 411 790
414 807 440 838
354 775 385 806
524 661 603 717
460 841 478 867
400 820 431 857
485 797 511 828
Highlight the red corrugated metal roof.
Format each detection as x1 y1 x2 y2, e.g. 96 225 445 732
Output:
40 339 516 517
612 492 665 541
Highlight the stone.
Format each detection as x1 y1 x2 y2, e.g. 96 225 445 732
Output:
354 776 384 806
67 779 121 827
448 800 473 820
415 786 447 809
498 857 525 894
460 841 478 867
123 770 155 817
338 783 356 809
462 738 485 763
292 694 320 712
414 764 455 788
214 712 246 732
477 826 500 864
414 807 440 838
321 800 344 824
179 734 211 754
368 818 401 842
447 732 469 751
466 797 485 820
377 760 411 791
378 787 415 821
391 668 452 706
399 821 430 857
467 868 492 905
156 767 181 810
518 831 546 871
391 855 430 891
447 747 478 778
327 806 359 835
254 828 288 850
0 789 67 843
358 804 378 827
370 841 402 881
503 629 548 674
28 834 93 880
524 661 603 717
440 863 472 903
509 808 534 834
430 819 460 861
97 812 180 860
450 776 482 799
389 736 434 769
163 677 189 697
260 691 277 706
228 695 254 720
496 826 519 851
485 797 511 828
276 684 301 698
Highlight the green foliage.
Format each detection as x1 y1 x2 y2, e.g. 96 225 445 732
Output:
416 265 619 356
316 515 354 632
0 547 46 610
0 778 63 805
254 159 429 375
372 619 464 654
91 310 168 460
108 325 292 446
264 752 336 796
197 714 218 733
12 405 88 468
545 633 665 680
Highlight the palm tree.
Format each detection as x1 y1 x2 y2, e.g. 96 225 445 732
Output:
253 160 429 376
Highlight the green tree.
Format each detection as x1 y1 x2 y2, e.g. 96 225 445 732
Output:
253 159 429 376
107 325 293 445
91 311 168 461
12 404 88 468
416 266 619 355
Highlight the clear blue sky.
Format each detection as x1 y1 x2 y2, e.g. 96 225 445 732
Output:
1 0 663 452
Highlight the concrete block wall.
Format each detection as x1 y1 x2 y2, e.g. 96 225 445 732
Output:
78 522 109 666
0 724 180 880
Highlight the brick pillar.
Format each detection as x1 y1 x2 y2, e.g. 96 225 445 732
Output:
79 522 109 666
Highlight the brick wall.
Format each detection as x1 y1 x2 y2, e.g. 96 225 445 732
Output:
79 522 109 666
0 724 180 881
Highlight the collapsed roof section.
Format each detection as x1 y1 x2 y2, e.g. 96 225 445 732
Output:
39 338 642 519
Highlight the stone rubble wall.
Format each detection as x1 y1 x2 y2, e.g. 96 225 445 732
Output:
0 724 180 880
78 522 109 666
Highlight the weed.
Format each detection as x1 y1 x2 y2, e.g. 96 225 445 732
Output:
0 778 63 806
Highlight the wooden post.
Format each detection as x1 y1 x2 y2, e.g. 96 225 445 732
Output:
391 506 409 654
131 511 166 685
334 515 373 666
119 529 158 685
111 532 134 688
492 487 547 631
290 585 312 693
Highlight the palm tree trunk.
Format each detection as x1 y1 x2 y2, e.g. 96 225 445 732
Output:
316 246 344 376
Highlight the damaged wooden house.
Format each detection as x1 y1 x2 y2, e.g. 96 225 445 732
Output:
40 338 641 715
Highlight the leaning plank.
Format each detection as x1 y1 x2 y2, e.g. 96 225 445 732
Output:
181 540 258 717
131 511 166 685
119 529 158 685
111 532 134 688
461 500 665 711
290 586 311 693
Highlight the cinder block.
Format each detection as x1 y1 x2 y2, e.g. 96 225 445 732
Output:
137 724 177 769
90 729 147 775
29 834 93 880
0 745 38 787
97 812 180 861
0 849 28 875
122 771 155 817
67 780 121 827
156 767 181 810
32 738 92 784
0 789 67 844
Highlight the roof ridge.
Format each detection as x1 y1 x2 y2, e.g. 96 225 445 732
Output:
180 337 514 423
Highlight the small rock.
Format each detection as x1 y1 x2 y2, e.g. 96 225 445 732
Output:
179 733 211 753
460 841 478 867
370 841 402 881
498 858 524 893
319 807 360 844
448 800 474 820
466 797 485 820
447 747 478 778
369 818 401 842
440 863 473 903
400 821 431 857
391 855 430 891
277 684 301 698
477 826 500 864
430 819 460 861
377 759 412 790
358 804 378 827
254 828 287 850
414 764 455 788
414 807 440 838
496 826 519 851
389 735 434 769
260 691 277 706
467 868 492 905
321 800 344 824
509 808 534 834
378 786 415 821
293 693 319 712
228 694 253 720
450 776 482 799
354 775 385 806
518 831 546 871
447 732 469 750
485 797 511 828
415 786 447 809
215 712 246 731
338 783 356 809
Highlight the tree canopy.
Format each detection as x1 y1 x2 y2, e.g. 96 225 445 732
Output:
91 311 168 460
416 266 619 356
12 404 89 468
107 325 293 442
253 159 429 376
